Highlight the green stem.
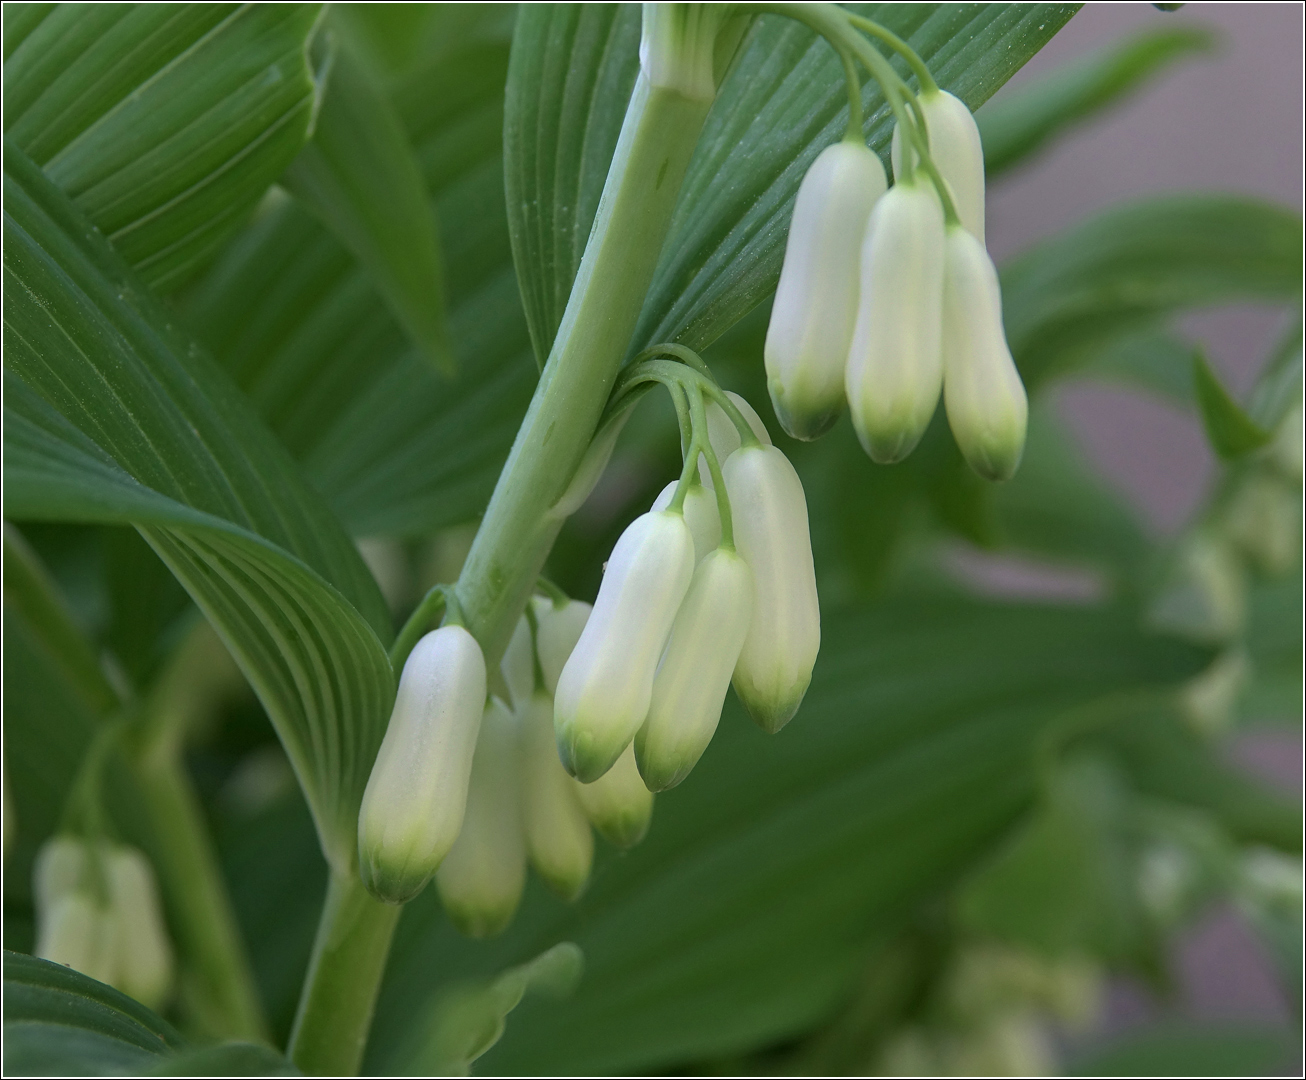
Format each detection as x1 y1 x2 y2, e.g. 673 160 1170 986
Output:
688 384 735 549
133 745 270 1043
838 46 863 142
389 585 448 671
287 870 401 1076
846 13 938 93
452 74 714 669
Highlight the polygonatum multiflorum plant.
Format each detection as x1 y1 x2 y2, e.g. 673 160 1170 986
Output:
2 3 1301 1077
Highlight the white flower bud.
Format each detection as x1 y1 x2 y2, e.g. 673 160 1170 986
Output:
723 445 820 732
941 225 1028 481
501 614 535 711
845 180 945 463
576 742 654 848
700 392 770 487
651 480 721 562
37 891 118 985
519 690 593 900
554 510 695 782
891 89 985 242
34 834 89 913
358 626 487 904
765 141 888 440
636 549 753 791
436 698 527 937
531 596 592 697
106 846 174 1010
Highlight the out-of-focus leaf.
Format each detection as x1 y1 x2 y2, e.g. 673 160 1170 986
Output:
365 598 1207 1076
3 3 324 291
978 26 1214 175
506 3 1081 367
1002 197 1302 389
3 148 393 872
405 943 584 1075
1240 574 1304 726
2 950 181 1076
282 42 452 374
150 1042 299 1077
1067 1024 1293 1077
1076 329 1198 403
182 5 532 538
1193 352 1273 459
1248 313 1303 430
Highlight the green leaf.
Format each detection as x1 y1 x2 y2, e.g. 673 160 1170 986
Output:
978 25 1214 176
364 597 1207 1076
3 950 181 1076
4 3 325 291
1076 329 1199 403
2 951 297 1077
1193 351 1274 458
404 943 584 1075
1241 574 1304 725
3 146 394 871
1067 1024 1293 1077
506 3 1081 365
1001 196 1303 389
182 6 533 538
282 39 453 374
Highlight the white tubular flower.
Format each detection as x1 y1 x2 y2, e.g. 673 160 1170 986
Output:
358 626 487 904
436 698 527 937
501 614 535 711
519 690 593 900
34 837 117 985
576 742 655 848
636 549 753 791
651 480 721 562
891 89 986 242
723 445 820 732
766 141 888 440
107 846 174 1010
531 596 592 697
846 179 946 463
37 892 118 985
940 225 1028 482
554 510 695 782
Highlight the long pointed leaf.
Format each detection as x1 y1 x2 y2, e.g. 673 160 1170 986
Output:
3 146 393 870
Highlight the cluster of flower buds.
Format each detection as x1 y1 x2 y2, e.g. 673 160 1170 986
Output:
554 388 820 799
33 835 174 1009
766 87 1028 481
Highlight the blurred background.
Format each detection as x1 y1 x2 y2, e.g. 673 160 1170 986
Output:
977 1 1302 1064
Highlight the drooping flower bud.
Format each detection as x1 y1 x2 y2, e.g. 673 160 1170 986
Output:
891 89 985 242
106 846 174 1010
37 891 118 985
436 698 527 937
576 742 654 848
636 549 753 791
34 837 116 985
531 596 592 697
519 690 593 900
766 141 888 440
651 480 721 562
722 445 820 732
358 626 487 904
554 510 695 782
501 614 535 711
700 392 770 487
940 225 1028 481
845 179 946 463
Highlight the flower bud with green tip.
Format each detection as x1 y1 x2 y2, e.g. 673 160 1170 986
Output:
652 479 720 562
554 510 695 781
845 179 945 463
576 742 654 848
531 596 592 697
723 445 820 732
636 548 753 790
520 690 593 899
765 141 887 440
358 625 487 904
940 225 1027 481
436 698 527 937
891 89 985 242
107 845 174 1010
